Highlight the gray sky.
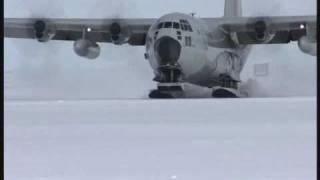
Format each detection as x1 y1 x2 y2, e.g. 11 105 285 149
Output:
4 0 316 17
4 0 317 99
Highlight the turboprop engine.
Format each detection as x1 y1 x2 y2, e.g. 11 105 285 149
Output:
33 20 56 42
228 17 276 45
249 18 275 43
73 39 101 59
109 21 131 45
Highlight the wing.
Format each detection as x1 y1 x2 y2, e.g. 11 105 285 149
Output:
4 18 157 45
220 16 316 43
203 15 317 56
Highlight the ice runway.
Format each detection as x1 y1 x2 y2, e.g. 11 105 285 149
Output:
4 97 316 180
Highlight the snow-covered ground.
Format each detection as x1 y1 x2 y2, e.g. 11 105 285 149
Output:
4 97 316 180
4 1 317 179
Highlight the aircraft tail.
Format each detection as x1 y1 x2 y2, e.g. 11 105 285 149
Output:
224 0 242 17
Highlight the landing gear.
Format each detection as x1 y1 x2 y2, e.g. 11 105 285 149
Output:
157 65 183 83
149 65 185 99
212 87 240 98
211 75 241 98
149 90 173 99
148 89 174 99
149 83 185 99
149 68 245 99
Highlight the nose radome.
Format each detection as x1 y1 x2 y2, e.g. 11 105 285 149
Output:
155 36 181 65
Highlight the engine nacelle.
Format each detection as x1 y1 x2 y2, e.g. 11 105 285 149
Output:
298 36 317 56
229 18 275 45
33 20 55 42
109 22 130 45
250 18 275 43
73 39 101 59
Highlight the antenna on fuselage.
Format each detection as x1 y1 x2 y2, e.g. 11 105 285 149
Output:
190 12 196 17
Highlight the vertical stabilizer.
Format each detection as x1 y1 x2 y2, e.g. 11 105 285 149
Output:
224 0 242 17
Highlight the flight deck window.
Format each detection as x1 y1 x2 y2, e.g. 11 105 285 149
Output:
179 19 193 32
164 22 172 28
181 24 186 31
157 23 163 29
173 22 180 29
185 25 190 31
180 20 187 24
185 36 192 46
186 25 193 32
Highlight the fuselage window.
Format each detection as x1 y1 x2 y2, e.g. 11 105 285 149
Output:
185 25 190 31
186 25 193 32
173 22 180 29
185 36 192 47
180 19 187 24
181 24 186 31
164 22 172 28
179 19 193 32
157 23 164 29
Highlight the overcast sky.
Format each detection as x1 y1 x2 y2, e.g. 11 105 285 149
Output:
4 0 317 99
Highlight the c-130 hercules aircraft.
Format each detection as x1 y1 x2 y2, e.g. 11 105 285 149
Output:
5 0 317 98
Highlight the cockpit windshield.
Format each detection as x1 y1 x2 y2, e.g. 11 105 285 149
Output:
157 22 164 29
180 19 193 32
173 22 180 29
157 19 193 32
164 22 172 28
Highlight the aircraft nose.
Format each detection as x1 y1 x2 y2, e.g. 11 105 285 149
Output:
155 36 181 65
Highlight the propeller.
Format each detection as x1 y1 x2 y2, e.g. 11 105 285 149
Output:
238 2 288 97
86 0 144 53
85 1 155 89
245 2 286 54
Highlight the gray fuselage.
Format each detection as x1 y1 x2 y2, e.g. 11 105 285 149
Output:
145 13 251 88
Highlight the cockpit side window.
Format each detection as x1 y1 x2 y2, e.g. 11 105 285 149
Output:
186 25 193 32
164 22 172 28
157 23 164 29
181 24 186 31
173 22 180 29
179 19 193 32
180 20 187 24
